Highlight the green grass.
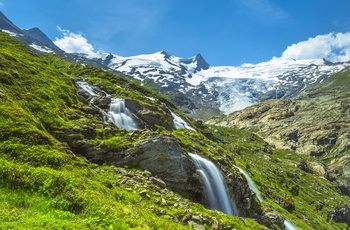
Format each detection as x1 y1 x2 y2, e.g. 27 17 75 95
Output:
0 31 266 229
2 29 349 229
202 124 350 229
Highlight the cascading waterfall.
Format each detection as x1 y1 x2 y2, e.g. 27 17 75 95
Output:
107 98 138 131
171 111 196 131
77 81 139 131
77 81 99 96
234 165 264 202
284 220 297 230
189 153 237 215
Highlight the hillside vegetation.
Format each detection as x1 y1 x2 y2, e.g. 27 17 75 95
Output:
1 30 350 229
0 31 265 229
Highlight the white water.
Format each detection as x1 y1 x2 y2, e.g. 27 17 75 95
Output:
284 220 297 230
107 98 138 130
189 153 237 215
171 111 196 131
234 166 264 202
77 81 99 96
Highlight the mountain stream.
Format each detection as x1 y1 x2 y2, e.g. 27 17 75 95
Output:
189 153 237 215
234 166 264 202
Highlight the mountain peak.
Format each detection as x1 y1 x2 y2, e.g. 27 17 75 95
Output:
23 27 62 51
194 53 209 70
160 50 172 59
0 11 24 35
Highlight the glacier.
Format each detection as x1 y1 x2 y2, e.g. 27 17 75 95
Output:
89 51 350 116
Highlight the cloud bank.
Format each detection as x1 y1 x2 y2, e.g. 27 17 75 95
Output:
54 27 97 56
281 32 350 62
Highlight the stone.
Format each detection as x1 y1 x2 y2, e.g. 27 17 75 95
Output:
328 205 350 222
139 190 147 196
93 97 111 109
109 135 199 192
155 209 166 216
188 221 205 230
142 170 152 177
124 98 173 131
258 211 284 228
150 177 166 188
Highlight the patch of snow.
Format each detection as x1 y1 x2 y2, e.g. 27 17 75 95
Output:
29 43 54 53
1 29 22 37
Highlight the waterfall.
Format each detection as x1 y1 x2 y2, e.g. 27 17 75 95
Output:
284 220 297 230
107 98 138 131
77 81 99 96
189 153 237 215
234 166 264 202
171 111 196 131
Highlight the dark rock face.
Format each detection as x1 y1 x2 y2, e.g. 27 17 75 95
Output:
328 205 350 222
113 136 198 191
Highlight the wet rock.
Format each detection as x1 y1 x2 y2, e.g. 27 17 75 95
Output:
125 98 174 131
93 97 111 110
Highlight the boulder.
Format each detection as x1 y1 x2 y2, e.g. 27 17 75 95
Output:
125 98 174 131
328 204 350 222
108 135 200 192
258 211 284 228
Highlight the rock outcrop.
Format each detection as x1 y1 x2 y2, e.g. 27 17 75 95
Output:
328 204 350 223
207 68 350 195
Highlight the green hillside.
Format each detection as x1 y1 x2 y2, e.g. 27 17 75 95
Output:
1 30 350 230
0 31 266 229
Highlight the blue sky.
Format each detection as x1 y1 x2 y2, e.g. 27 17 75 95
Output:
1 0 350 66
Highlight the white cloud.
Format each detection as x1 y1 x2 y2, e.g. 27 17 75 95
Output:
54 27 97 55
281 32 350 62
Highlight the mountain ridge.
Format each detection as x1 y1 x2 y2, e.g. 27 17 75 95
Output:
87 50 350 119
206 66 350 195
2 9 349 120
1 11 350 229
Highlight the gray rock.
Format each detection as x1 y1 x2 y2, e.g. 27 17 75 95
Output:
328 204 350 222
188 221 205 230
150 177 166 188
259 211 284 228
109 135 199 192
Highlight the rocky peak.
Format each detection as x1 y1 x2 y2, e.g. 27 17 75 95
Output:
0 11 24 35
23 27 62 51
193 53 210 71
160 50 172 59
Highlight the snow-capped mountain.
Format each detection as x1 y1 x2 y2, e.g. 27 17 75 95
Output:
1 10 349 119
91 51 350 117
0 11 56 54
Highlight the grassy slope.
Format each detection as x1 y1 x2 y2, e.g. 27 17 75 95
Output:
0 32 266 229
200 124 350 229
